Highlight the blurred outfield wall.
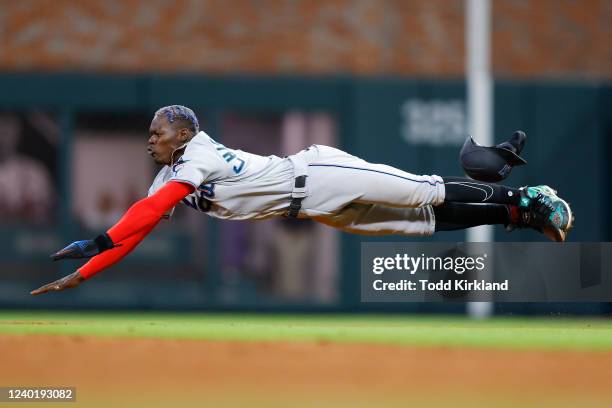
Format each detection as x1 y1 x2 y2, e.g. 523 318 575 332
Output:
0 0 610 312
0 73 609 313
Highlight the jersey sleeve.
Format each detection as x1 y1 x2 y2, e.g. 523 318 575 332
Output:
148 167 175 218
79 181 193 280
107 181 194 244
168 134 229 188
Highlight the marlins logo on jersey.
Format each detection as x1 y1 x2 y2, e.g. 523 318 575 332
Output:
147 131 295 220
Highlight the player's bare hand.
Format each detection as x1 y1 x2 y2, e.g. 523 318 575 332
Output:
30 271 85 295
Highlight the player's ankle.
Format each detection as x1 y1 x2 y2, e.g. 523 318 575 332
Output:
506 204 521 225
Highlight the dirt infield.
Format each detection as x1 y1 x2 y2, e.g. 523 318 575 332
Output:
1 334 611 407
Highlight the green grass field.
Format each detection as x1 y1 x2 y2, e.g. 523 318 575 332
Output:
2 312 611 407
1 312 611 351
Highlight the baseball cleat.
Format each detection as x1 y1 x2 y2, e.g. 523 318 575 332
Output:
508 185 573 242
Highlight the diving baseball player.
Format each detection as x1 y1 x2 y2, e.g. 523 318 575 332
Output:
31 105 573 295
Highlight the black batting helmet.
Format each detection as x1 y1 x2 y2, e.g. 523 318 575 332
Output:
459 131 527 182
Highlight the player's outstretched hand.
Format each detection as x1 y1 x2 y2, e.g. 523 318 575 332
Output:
30 271 85 295
50 234 115 261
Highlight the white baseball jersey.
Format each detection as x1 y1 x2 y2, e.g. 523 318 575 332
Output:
148 132 446 236
148 131 295 220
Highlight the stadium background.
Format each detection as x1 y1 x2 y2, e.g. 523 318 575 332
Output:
0 0 609 313
1 1 612 407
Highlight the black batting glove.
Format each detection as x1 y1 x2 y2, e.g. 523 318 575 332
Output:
51 233 115 261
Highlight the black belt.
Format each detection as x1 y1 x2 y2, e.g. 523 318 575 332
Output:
286 175 307 218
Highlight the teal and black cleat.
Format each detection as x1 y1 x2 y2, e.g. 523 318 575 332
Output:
519 185 557 208
514 185 574 242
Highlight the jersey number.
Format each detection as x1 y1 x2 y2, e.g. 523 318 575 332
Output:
211 139 245 174
183 183 215 212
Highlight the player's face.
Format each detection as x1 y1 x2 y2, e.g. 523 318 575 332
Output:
147 115 183 165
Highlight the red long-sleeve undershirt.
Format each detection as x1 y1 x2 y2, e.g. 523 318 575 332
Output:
78 181 195 279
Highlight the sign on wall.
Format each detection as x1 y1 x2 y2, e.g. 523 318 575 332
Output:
400 99 466 146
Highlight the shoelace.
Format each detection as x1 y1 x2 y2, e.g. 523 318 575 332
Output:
535 193 555 213
518 193 555 229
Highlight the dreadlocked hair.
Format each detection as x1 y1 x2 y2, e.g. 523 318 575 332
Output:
155 105 200 135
